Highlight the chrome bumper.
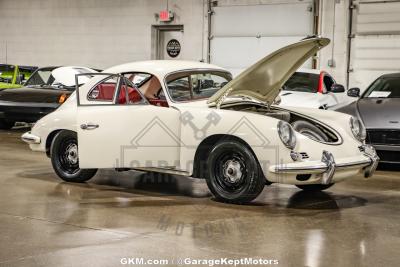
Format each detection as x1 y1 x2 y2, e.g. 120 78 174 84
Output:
21 132 41 144
361 145 380 178
273 145 379 184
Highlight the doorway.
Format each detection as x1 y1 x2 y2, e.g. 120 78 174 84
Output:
152 25 184 60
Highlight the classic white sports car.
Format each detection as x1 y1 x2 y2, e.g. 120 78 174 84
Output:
279 69 352 109
22 37 379 204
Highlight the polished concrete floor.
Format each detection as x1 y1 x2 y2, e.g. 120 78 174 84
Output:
0 128 400 267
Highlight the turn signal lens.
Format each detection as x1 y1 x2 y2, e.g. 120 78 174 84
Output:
58 93 68 104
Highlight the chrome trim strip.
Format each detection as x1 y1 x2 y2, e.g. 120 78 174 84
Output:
274 160 371 173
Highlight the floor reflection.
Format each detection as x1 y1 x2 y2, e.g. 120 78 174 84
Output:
287 190 367 210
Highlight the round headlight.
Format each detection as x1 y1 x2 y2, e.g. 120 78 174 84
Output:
350 116 366 142
277 121 296 149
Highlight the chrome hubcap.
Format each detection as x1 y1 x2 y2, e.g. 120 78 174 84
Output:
65 144 78 165
223 159 243 183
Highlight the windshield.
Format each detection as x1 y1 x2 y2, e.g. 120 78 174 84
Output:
25 66 96 89
282 72 319 93
166 71 232 102
363 76 400 98
25 67 56 87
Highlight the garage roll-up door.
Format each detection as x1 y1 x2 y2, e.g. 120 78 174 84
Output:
349 0 400 91
209 0 315 76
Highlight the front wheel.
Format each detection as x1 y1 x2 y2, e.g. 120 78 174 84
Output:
205 140 265 204
296 184 334 191
50 130 97 183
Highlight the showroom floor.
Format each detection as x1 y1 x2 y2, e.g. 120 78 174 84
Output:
0 127 399 267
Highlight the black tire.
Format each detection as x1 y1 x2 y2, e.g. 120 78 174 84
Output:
50 130 97 183
205 140 265 204
292 120 329 142
0 120 14 130
296 184 334 191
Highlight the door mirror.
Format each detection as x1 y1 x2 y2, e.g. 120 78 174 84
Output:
347 87 361 97
331 84 345 93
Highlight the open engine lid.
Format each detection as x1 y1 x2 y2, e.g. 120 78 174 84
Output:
207 37 330 107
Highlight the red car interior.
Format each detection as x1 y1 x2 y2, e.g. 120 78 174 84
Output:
96 83 116 100
318 72 324 93
94 83 168 107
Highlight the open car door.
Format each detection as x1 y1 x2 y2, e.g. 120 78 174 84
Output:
76 73 181 169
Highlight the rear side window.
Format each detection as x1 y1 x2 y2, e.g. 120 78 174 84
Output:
283 72 319 93
168 76 191 101
165 70 232 102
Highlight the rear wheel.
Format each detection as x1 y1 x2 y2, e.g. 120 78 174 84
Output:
50 130 97 183
0 119 14 130
205 140 265 204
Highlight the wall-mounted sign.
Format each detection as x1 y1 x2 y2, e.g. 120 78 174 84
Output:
166 39 181 58
159 10 174 22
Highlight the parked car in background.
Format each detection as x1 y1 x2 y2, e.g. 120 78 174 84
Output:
0 66 98 129
278 69 352 109
0 64 37 89
335 73 400 164
22 37 378 204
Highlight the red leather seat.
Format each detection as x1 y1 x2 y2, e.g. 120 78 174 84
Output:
97 84 116 100
119 85 142 104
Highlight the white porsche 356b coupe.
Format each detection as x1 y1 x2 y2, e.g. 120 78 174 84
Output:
22 37 379 204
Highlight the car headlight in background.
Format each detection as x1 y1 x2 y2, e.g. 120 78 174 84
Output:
277 121 296 149
350 116 366 142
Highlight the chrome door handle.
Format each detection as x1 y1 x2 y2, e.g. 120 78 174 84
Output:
80 123 99 130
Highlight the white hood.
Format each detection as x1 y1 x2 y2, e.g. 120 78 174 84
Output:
279 91 324 108
207 37 330 107
51 66 98 87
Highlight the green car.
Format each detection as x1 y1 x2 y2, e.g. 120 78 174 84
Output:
0 64 38 89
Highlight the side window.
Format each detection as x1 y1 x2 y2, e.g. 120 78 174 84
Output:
117 78 145 105
167 76 191 101
191 73 228 99
88 76 118 101
324 75 334 92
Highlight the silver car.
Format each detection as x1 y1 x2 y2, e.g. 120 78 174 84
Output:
336 73 400 164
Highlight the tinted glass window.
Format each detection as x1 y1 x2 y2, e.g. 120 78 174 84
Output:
324 75 334 92
283 72 319 93
25 69 53 86
166 71 231 102
363 77 400 98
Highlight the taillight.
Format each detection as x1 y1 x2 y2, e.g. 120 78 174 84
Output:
58 93 68 104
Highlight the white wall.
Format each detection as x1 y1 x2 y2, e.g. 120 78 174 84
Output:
0 0 207 69
318 0 350 86
0 0 355 85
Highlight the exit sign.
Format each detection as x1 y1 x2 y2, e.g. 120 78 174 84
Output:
159 10 174 22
